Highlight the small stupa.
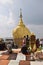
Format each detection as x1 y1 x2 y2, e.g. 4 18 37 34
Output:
12 9 31 47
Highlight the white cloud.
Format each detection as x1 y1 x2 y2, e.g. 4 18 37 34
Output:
7 12 14 25
0 0 13 4
0 15 8 26
0 11 17 38
0 11 17 27
7 11 17 27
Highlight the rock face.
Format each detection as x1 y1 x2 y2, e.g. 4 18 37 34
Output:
12 10 31 47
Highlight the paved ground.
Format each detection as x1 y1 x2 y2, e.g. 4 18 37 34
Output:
0 49 43 65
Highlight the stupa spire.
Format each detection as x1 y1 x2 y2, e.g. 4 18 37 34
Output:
18 8 24 26
20 8 22 19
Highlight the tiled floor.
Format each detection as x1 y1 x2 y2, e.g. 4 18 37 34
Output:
19 60 30 65
0 49 26 65
30 61 43 65
0 49 43 65
0 60 10 65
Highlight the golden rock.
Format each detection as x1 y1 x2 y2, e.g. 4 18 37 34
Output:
12 9 31 47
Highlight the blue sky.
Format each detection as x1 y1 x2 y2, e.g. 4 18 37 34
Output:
0 0 43 38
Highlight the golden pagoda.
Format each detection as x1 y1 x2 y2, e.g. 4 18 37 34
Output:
12 9 31 47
